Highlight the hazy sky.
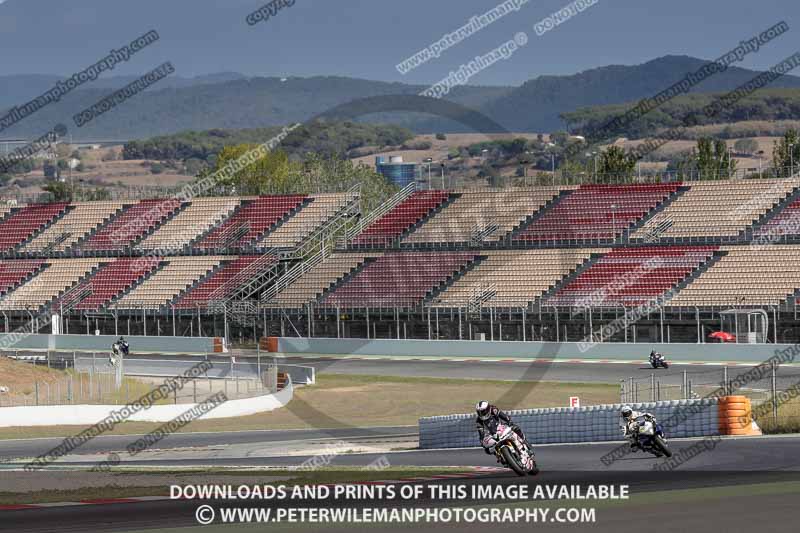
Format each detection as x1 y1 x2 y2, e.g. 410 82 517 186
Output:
1 0 799 85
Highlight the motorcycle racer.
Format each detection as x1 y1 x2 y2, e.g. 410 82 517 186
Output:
620 405 657 449
475 401 532 455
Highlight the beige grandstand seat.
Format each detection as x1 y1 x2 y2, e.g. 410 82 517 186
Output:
0 258 101 310
21 202 124 252
267 252 380 307
114 256 227 309
403 187 567 244
0 204 16 220
259 192 356 248
137 198 240 251
669 245 800 307
633 179 799 239
432 248 608 308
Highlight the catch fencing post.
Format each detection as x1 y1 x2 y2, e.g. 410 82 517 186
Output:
193 380 197 403
35 382 39 406
771 360 778 426
651 373 655 402
723 366 729 396
682 371 688 399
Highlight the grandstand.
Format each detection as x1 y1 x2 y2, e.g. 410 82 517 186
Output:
1 180 800 344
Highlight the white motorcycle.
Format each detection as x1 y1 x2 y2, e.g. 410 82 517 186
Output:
485 422 539 476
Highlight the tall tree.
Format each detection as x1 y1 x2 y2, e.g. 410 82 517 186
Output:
597 146 636 183
694 138 736 179
772 129 800 177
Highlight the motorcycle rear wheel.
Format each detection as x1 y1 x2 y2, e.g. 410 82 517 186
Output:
500 446 526 476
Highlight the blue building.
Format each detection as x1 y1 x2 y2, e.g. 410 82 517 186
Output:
375 156 418 187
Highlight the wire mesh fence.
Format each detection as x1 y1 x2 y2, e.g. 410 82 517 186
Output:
620 363 800 433
0 354 281 407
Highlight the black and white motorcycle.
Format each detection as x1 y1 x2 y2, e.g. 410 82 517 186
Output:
110 339 129 367
484 423 539 476
649 350 669 369
628 415 673 458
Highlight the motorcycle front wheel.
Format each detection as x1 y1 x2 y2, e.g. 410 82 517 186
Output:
500 446 526 476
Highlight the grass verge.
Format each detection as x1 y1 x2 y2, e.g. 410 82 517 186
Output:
0 374 618 440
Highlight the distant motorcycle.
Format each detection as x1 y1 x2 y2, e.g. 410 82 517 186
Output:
628 415 672 458
649 350 669 369
488 423 539 476
110 340 129 367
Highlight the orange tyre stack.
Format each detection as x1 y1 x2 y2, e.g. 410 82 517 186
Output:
718 395 762 436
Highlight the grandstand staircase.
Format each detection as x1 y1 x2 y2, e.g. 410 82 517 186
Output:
217 252 281 303
281 185 361 261
11 204 74 254
506 189 573 244
466 283 498 313
396 192 458 247
52 262 111 313
188 200 246 250
341 182 416 247
625 185 689 243
0 261 49 297
315 256 378 304
68 204 129 253
169 259 232 310
41 231 72 256
261 189 362 304
666 249 728 304
252 197 317 250
469 222 501 246
425 254 486 305
742 184 800 243
126 202 189 252
104 260 169 310
535 251 608 309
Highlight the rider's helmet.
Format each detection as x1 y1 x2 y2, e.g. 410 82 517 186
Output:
621 406 633 420
476 401 492 421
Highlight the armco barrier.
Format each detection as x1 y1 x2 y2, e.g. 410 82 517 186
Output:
267 336 798 364
0 334 226 354
419 398 722 449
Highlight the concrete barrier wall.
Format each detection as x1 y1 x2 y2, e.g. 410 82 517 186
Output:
0 378 293 427
0 334 223 354
419 398 720 449
273 337 795 363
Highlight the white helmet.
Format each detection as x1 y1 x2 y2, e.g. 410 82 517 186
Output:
621 406 633 419
476 401 491 420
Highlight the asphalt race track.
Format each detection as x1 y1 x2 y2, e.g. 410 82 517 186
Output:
3 435 800 532
4 354 800 532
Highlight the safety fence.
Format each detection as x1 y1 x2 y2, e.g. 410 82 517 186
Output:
620 363 800 433
0 353 282 407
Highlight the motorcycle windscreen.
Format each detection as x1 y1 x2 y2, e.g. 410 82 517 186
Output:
638 420 655 435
